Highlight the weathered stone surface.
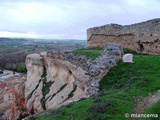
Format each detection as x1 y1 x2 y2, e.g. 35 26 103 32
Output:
122 54 133 63
44 57 90 110
87 18 160 54
25 53 44 99
25 43 123 114
26 81 43 113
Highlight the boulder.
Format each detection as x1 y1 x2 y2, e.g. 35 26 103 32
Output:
122 54 133 63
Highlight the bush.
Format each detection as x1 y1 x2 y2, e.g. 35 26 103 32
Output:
17 65 26 73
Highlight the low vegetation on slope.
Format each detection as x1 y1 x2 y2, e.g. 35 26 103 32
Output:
28 48 160 120
73 47 104 59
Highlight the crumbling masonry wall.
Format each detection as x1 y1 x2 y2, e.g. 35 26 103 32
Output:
87 18 160 54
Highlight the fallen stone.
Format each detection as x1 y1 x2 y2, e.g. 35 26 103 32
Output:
122 53 133 63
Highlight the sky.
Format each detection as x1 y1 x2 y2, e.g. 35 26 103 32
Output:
0 0 159 39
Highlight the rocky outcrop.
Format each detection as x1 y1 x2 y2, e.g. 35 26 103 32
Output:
25 43 123 114
87 18 160 54
10 97 28 120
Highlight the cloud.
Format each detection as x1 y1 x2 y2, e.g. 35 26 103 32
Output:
0 0 159 39
0 1 69 26
122 0 160 14
0 31 85 39
0 31 40 38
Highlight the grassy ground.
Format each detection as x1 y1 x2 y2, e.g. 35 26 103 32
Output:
28 47 160 120
73 47 104 59
141 101 160 120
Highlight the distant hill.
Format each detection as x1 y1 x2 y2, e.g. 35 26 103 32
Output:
0 37 28 42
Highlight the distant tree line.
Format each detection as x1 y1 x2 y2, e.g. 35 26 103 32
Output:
0 52 27 73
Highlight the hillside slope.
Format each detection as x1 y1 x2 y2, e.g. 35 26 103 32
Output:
27 48 160 120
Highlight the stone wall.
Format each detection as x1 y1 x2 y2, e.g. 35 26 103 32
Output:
25 43 123 114
87 18 160 54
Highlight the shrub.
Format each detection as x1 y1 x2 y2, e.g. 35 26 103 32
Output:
17 65 26 73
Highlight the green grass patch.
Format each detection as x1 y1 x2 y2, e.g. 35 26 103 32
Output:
140 101 160 120
73 47 103 59
123 48 138 54
35 98 94 120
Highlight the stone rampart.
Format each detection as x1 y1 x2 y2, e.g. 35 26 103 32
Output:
87 18 160 54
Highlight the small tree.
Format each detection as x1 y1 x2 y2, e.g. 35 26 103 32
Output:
17 65 26 73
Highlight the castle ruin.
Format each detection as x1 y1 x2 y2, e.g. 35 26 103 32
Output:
87 18 160 54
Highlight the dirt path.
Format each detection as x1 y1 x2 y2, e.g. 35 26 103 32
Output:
134 90 160 113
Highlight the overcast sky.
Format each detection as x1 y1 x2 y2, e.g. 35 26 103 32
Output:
0 0 159 39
